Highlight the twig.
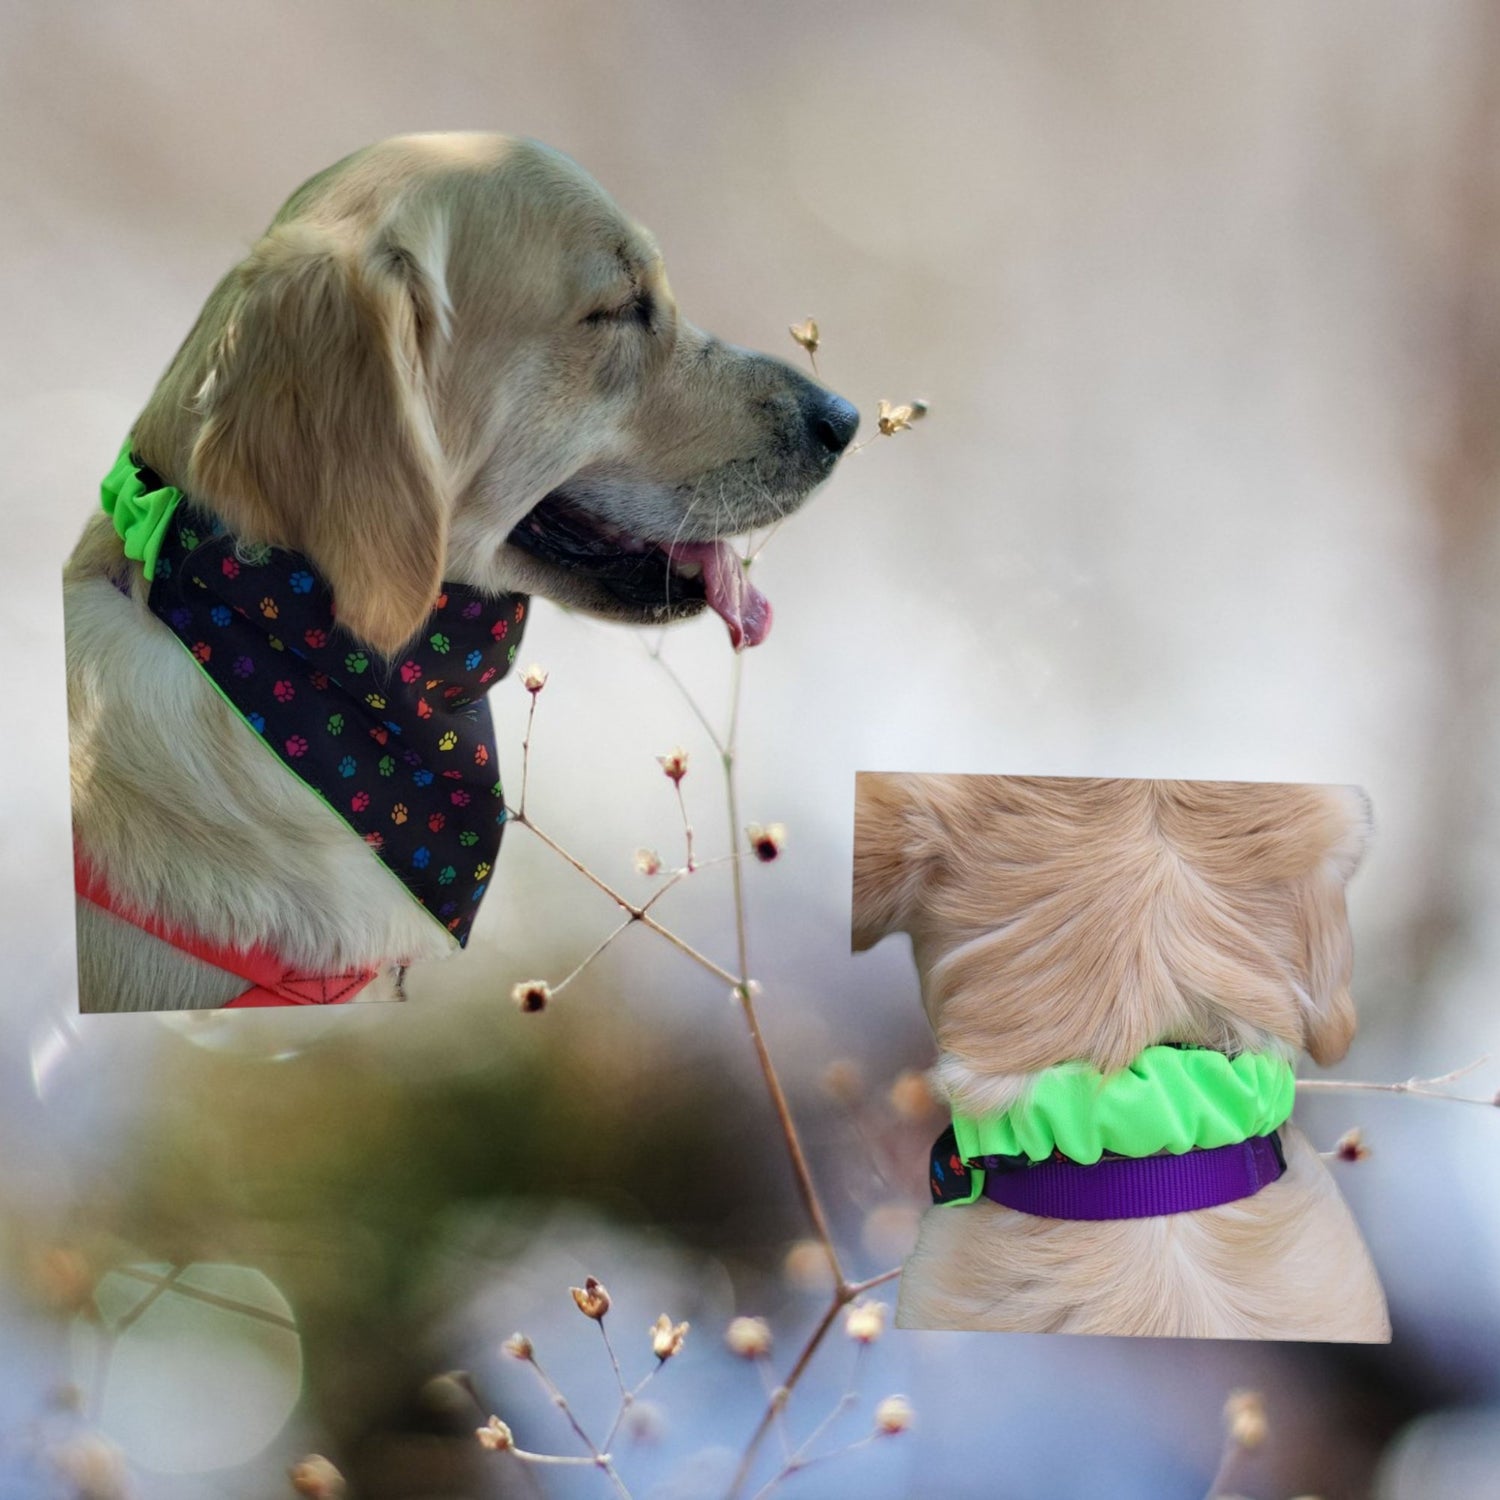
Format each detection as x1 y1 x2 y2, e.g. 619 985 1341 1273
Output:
518 685 540 818
1296 1055 1497 1107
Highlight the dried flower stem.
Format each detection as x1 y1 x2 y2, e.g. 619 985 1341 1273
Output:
518 688 541 819
1296 1055 1497 1107
518 1355 632 1500
674 779 696 872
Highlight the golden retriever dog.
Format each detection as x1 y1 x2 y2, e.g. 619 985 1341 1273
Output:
66 132 858 1013
853 773 1390 1341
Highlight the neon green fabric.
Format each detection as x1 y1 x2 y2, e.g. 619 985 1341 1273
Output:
952 1046 1296 1173
100 438 182 580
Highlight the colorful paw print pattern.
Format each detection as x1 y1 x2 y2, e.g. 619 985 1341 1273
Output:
928 1124 980 1205
145 491 529 947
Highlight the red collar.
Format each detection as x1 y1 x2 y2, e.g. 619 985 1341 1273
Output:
74 850 381 1007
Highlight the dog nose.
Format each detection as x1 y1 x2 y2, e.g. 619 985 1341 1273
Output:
809 393 859 456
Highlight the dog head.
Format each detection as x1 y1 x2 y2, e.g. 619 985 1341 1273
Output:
853 774 1371 1096
135 133 857 655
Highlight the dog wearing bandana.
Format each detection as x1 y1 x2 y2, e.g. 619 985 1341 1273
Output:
65 134 858 1011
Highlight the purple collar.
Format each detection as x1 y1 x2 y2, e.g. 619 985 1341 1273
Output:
929 1126 1286 1220
983 1135 1286 1220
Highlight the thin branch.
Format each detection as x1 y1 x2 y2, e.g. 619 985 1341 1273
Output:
1296 1056 1497 1107
518 688 541 818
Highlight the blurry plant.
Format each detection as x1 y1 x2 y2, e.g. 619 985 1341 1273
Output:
457 1278 698 1495
460 320 924 1497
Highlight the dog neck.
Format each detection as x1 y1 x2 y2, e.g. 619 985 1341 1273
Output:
102 443 529 948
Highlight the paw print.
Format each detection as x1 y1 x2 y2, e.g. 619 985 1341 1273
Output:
338 755 357 778
327 713 345 735
438 730 458 751
491 779 504 797
247 712 266 733
473 861 491 880
259 596 279 619
434 592 448 610
304 627 327 649
232 655 254 678
178 527 199 550
272 680 295 703
365 692 387 710
462 599 483 619
429 632 451 654
210 605 232 627
350 790 371 812
471 883 487 902
458 830 480 847
364 831 385 852
191 641 211 663
221 557 240 579
514 602 525 622
416 699 433 719
400 660 423 684
491 619 509 641
473 743 489 766
480 667 498 684
465 649 483 670
411 846 431 870
437 865 456 886
443 685 463 700
241 542 271 566
450 788 471 808
369 726 389 745
378 755 395 777
310 671 329 690
344 651 369 675
428 812 446 832
289 570 315 594
285 735 308 758
441 769 462 780
391 803 408 825
169 607 191 630
268 636 284 652
412 769 435 787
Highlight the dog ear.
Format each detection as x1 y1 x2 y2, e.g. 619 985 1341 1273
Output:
1291 785 1372 1065
189 220 449 656
852 773 947 950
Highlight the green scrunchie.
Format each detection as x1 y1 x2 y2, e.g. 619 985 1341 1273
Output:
952 1046 1296 1170
100 439 183 581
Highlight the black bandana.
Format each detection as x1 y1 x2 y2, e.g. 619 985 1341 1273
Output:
145 493 528 948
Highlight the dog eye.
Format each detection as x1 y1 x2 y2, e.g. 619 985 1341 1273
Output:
581 292 654 329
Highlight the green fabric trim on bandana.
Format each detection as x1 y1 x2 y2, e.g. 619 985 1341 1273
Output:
100 438 183 580
951 1046 1296 1177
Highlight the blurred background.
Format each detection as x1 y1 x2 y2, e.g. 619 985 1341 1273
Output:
4 1 1499 1496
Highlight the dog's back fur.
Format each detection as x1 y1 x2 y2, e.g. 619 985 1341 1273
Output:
853 773 1390 1340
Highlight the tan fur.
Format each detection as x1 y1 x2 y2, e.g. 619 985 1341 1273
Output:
67 133 849 1011
852 773 1390 1341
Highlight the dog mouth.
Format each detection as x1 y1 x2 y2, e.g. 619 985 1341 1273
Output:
506 492 773 649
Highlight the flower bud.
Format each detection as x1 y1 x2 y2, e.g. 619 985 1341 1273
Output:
724 1315 773 1360
746 822 786 862
511 980 550 1013
788 317 820 355
476 1416 513 1451
843 1300 887 1345
651 1314 689 1360
522 664 548 694
571 1277 611 1320
634 848 663 877
502 1332 533 1361
874 1395 914 1435
657 747 689 784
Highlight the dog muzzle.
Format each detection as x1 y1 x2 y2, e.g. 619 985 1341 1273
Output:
928 1045 1295 1220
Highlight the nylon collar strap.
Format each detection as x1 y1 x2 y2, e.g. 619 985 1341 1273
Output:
99 440 528 948
930 1045 1296 1216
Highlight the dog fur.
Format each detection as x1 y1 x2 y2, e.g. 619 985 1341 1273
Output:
67 132 853 1012
852 773 1391 1341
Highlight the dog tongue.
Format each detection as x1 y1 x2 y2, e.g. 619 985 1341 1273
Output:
666 541 772 650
